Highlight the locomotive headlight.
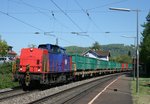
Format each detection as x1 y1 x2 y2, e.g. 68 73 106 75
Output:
38 66 40 72
30 48 33 52
20 66 22 71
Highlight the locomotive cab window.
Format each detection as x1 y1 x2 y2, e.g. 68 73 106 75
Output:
51 45 66 54
51 45 60 53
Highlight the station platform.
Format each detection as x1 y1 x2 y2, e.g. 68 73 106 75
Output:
91 74 133 104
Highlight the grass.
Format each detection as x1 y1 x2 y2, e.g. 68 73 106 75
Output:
132 77 150 104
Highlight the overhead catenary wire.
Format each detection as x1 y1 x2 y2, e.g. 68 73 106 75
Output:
11 0 50 11
14 0 71 30
44 33 79 46
21 0 68 28
51 11 72 30
6 9 148 15
7 0 10 14
50 0 83 31
0 30 136 35
74 0 103 32
19 0 53 20
0 10 44 32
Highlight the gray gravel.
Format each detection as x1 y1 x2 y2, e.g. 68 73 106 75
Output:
0 74 118 104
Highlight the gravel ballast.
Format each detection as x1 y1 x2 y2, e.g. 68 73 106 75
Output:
1 74 120 104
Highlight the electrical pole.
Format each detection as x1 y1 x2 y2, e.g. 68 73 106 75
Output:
109 7 140 93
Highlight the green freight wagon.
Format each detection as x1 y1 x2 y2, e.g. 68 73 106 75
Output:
71 54 97 71
108 61 116 70
71 54 85 70
128 63 133 70
97 59 108 70
84 56 97 70
71 54 132 72
116 62 122 71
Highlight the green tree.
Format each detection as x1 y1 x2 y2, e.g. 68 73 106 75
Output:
115 54 132 63
28 44 37 48
91 41 101 50
0 38 8 56
128 51 131 57
140 12 150 63
140 12 150 76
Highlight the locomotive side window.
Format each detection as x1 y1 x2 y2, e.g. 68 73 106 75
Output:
60 49 65 54
51 45 61 53
51 45 65 54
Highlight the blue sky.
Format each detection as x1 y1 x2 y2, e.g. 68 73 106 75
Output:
0 0 149 54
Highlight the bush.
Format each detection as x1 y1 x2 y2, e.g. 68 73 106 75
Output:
0 62 12 73
0 62 18 89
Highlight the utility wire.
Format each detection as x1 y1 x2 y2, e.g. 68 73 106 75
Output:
19 0 53 20
74 0 103 32
7 0 10 14
51 11 72 30
15 0 71 30
5 0 71 33
6 9 147 14
11 0 50 11
58 36 77 45
50 0 83 31
0 30 135 34
0 10 44 32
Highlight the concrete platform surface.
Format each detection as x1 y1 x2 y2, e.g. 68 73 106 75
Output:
91 74 133 104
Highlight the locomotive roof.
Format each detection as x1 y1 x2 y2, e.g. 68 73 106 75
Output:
38 44 66 50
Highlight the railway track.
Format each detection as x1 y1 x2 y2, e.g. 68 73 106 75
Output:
0 88 36 102
0 73 127 104
29 74 120 104
0 88 26 101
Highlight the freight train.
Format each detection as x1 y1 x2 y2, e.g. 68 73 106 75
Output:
13 44 132 90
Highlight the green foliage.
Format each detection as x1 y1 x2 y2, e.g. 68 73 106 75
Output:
112 54 132 63
66 46 89 55
0 40 8 56
140 12 150 63
128 51 131 57
28 44 37 48
0 62 12 73
91 41 101 50
0 63 18 89
0 73 18 89
102 44 135 58
66 44 134 63
140 12 150 76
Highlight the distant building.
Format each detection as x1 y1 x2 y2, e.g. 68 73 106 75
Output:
7 46 17 58
82 49 110 61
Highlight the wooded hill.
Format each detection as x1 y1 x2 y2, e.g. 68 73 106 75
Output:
66 44 135 57
65 44 135 63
